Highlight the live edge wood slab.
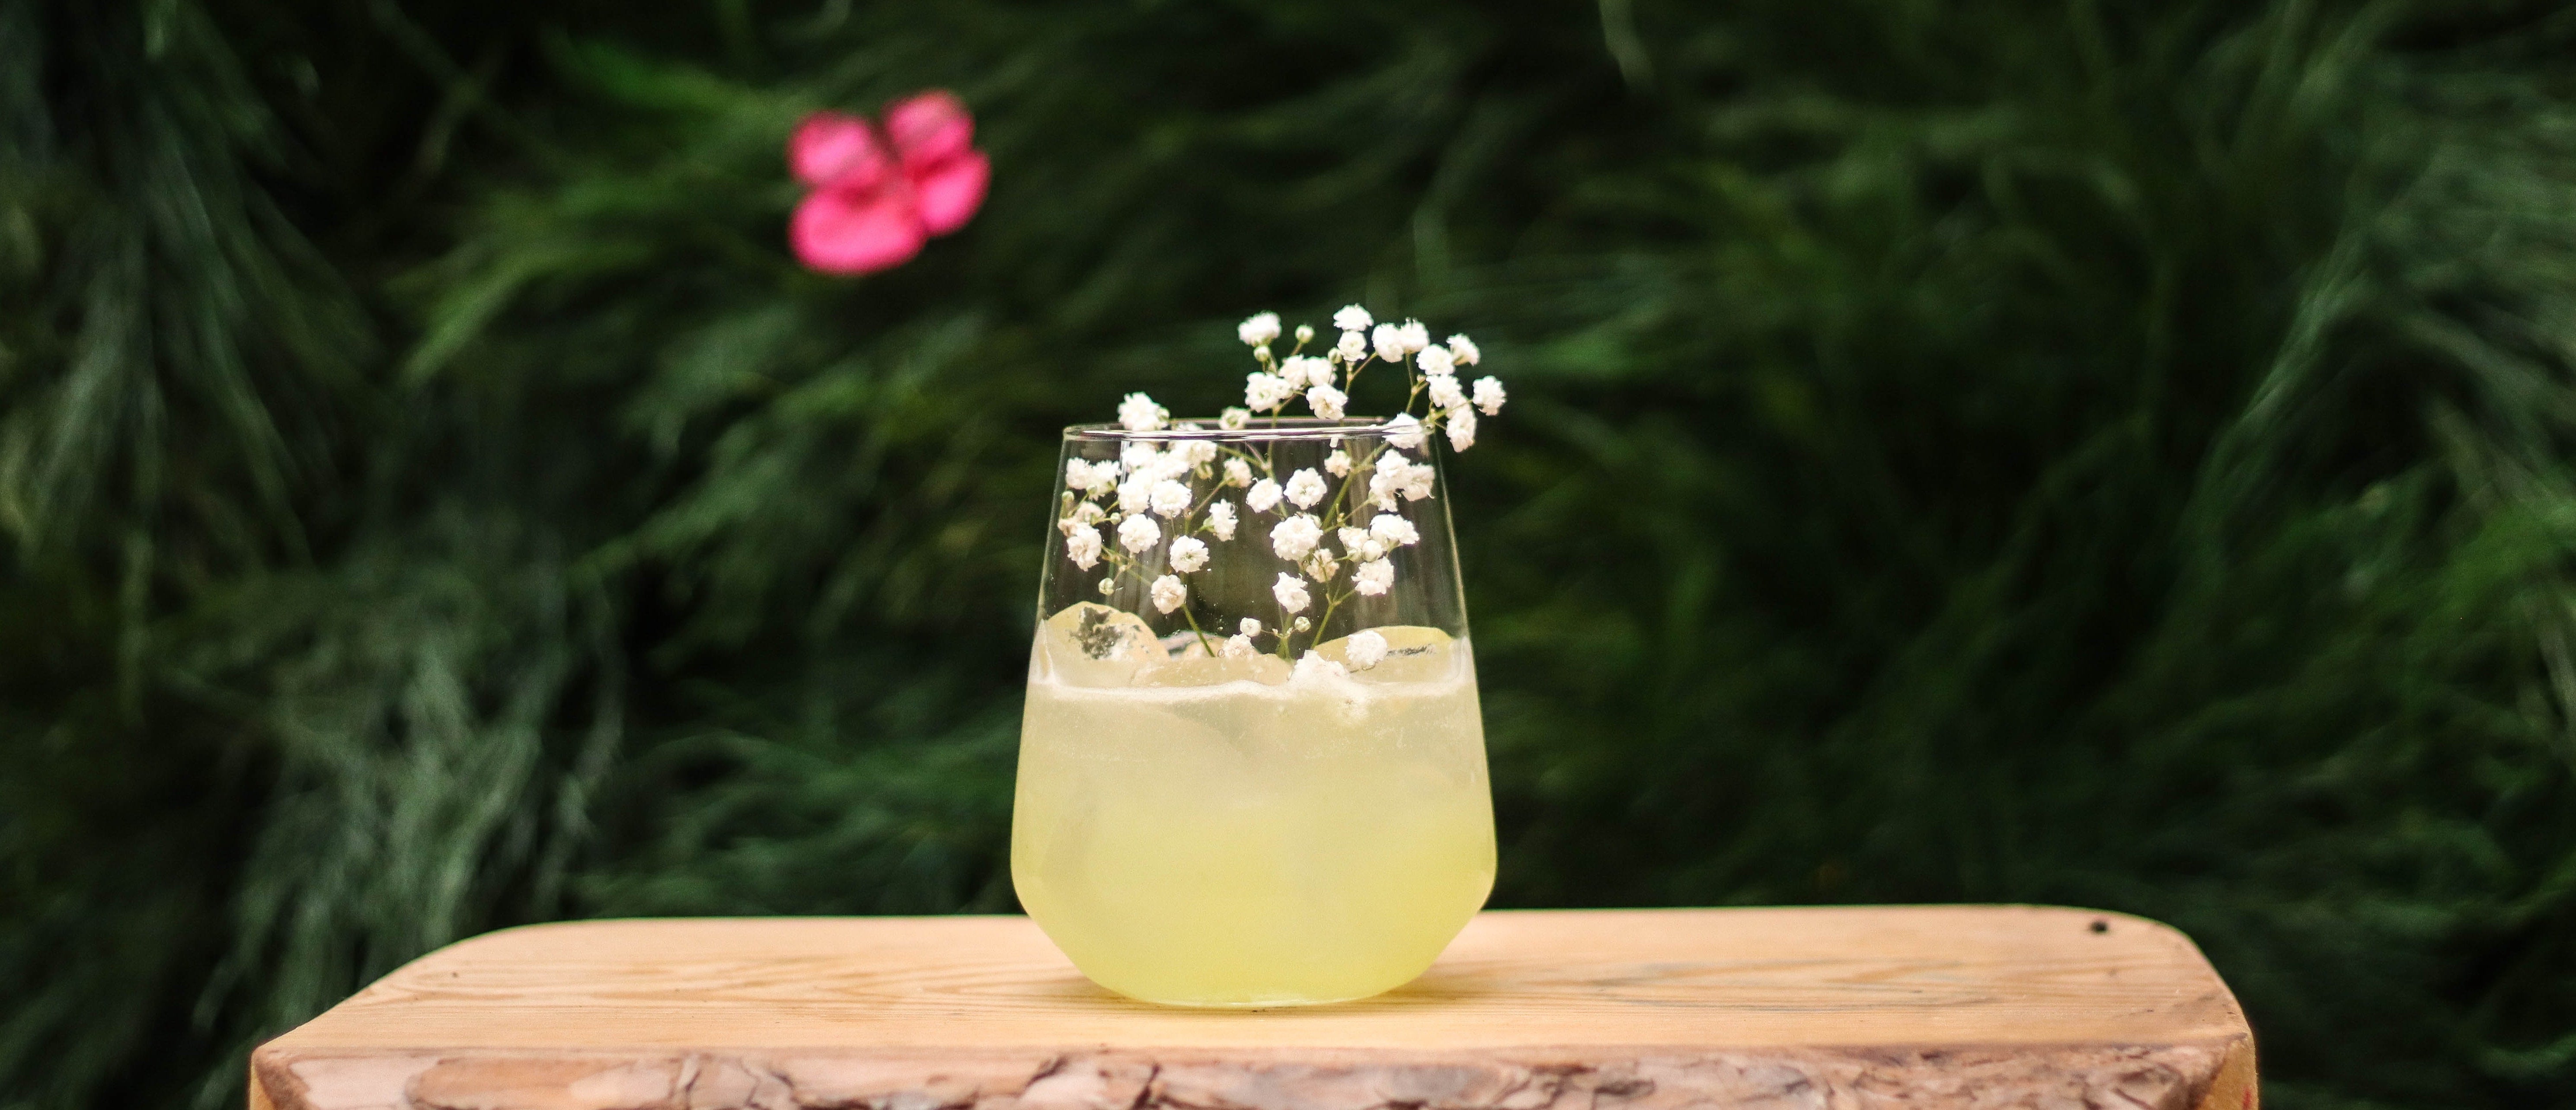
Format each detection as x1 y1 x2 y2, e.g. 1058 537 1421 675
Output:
250 906 2256 1110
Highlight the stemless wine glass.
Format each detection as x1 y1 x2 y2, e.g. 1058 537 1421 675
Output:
1012 417 1495 1007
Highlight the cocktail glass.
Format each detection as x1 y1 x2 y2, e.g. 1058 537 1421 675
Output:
1013 418 1494 1007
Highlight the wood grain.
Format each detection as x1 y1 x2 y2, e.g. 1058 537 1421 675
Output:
251 906 2256 1110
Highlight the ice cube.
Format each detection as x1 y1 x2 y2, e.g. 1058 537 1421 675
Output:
1309 625 1456 683
1135 652 1292 688
1038 602 1160 687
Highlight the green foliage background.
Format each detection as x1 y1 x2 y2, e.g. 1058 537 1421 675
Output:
6 0 2576 1106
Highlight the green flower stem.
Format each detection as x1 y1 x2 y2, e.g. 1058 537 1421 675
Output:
1179 605 1215 658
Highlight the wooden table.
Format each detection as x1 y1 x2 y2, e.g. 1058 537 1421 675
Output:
250 906 2256 1110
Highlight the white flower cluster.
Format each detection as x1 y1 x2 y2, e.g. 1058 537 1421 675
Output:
1232 305 1503 455
1056 304 1505 660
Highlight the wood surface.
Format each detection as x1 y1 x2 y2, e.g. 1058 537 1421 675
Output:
250 906 2256 1110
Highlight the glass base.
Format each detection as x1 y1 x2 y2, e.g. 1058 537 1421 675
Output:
1108 989 1388 1008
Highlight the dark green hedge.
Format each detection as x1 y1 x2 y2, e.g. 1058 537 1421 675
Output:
5 1 2574 1106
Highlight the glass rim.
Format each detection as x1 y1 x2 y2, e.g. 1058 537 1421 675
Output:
1062 416 1407 443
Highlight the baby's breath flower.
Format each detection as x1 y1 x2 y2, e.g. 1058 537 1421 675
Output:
1240 617 1262 636
1150 478 1192 518
1370 456 1437 507
1237 312 1281 347
1338 526 1369 552
1220 407 1251 430
1150 574 1187 614
1064 523 1103 570
1181 439 1219 467
1207 500 1239 540
1065 458 1097 491
1292 650 1343 682
1384 412 1427 451
1270 513 1323 561
1372 322 1405 362
1447 334 1480 365
1284 467 1328 509
1397 456 1436 498
1335 330 1369 362
1307 548 1340 581
1222 459 1253 488
1115 478 1150 515
1221 634 1256 658
1282 355 1333 389
1473 376 1507 415
1346 628 1390 668
1368 514 1420 547
1334 305 1374 332
1169 536 1209 573
1118 392 1168 432
1246 478 1282 514
1119 440 1156 471
1354 558 1395 597
1416 345 1455 376
1426 373 1468 411
1117 514 1161 554
1356 538 1387 561
1244 372 1294 412
1305 384 1348 420
1325 451 1352 477
1397 319 1431 353
1446 406 1478 450
1273 572 1311 612
1294 323 1315 344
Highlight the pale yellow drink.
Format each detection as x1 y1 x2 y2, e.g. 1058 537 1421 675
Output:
1012 625 1494 1007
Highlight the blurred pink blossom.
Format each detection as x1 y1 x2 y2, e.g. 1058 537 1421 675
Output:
787 91 989 275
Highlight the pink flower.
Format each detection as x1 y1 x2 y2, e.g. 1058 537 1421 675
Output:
787 91 990 275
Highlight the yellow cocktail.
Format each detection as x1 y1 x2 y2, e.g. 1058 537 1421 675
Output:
1012 621 1494 1006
